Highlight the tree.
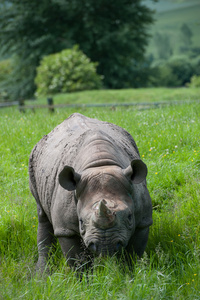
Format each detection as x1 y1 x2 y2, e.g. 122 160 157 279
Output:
154 32 173 60
150 57 195 87
180 23 193 46
0 0 155 100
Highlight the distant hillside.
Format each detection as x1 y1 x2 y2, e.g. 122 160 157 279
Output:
146 2 200 59
144 0 200 13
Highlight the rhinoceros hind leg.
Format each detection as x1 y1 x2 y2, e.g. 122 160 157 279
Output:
36 204 56 273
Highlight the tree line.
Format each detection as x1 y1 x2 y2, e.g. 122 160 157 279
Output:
0 0 154 100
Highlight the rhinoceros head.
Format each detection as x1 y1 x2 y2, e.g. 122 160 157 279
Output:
59 159 147 256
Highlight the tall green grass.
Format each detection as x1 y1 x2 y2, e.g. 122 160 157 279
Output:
0 91 200 299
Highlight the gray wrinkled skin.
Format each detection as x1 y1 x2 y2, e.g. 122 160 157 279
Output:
29 113 152 271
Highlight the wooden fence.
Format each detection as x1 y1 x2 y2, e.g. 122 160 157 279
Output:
0 98 199 112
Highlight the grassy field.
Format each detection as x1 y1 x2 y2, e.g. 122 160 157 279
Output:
0 88 200 299
29 87 200 105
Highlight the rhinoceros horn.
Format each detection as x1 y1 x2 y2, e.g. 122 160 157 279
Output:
93 199 116 229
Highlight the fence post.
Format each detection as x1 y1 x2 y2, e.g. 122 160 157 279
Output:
47 97 54 113
19 99 25 113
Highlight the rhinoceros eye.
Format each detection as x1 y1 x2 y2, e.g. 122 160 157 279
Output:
128 214 132 222
127 213 133 228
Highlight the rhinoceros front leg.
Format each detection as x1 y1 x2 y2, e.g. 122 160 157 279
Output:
126 227 149 258
36 203 55 273
58 236 83 268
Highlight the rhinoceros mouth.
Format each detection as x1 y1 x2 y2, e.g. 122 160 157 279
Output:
87 240 124 256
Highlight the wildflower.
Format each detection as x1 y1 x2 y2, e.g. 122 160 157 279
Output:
155 172 158 175
178 234 180 237
194 274 197 276
33 225 35 228
33 217 36 219
22 164 24 167
170 240 173 242
142 155 145 158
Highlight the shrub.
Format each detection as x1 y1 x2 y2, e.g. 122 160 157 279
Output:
0 59 12 101
191 56 200 76
35 46 102 96
167 57 194 86
0 59 12 82
188 75 200 87
150 57 195 87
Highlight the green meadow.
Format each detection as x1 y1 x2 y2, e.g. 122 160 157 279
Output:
0 88 200 299
29 87 200 105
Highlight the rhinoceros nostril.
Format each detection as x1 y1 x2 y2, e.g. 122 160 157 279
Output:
88 242 97 253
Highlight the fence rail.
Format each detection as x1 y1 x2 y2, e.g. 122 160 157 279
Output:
0 98 199 112
0 101 19 108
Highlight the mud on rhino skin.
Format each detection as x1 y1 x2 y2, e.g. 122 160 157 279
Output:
29 113 152 270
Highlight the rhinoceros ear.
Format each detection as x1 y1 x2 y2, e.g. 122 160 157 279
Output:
59 166 81 191
123 159 147 184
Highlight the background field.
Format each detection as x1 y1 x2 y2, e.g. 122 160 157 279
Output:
28 87 200 105
146 1 200 58
0 88 200 299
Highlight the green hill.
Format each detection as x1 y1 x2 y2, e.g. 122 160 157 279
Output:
144 0 200 13
147 2 200 59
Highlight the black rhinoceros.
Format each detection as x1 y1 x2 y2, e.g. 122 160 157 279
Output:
29 113 152 270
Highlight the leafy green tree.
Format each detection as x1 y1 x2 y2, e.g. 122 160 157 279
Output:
0 59 12 101
180 23 193 46
0 0 154 100
154 32 173 60
150 57 195 87
0 60 12 83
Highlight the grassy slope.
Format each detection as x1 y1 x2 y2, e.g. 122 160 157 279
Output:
147 3 200 57
145 0 200 13
30 87 200 105
0 88 200 299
